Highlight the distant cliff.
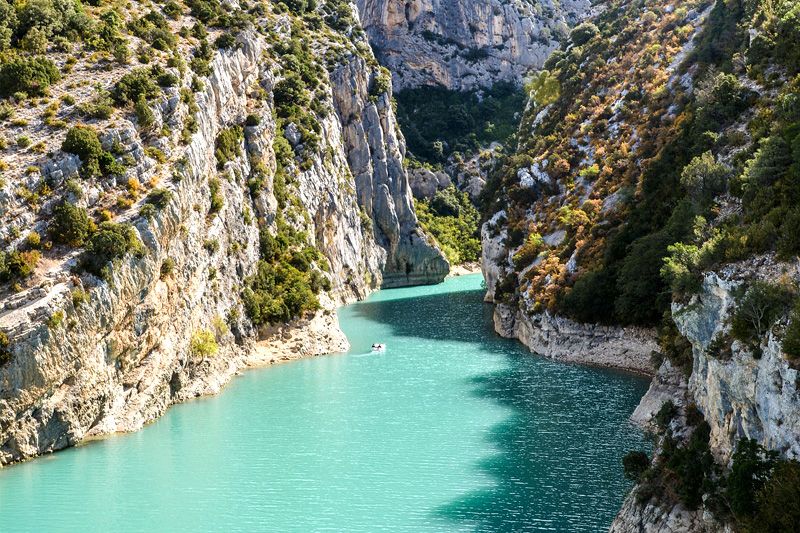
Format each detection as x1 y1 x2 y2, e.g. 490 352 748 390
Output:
356 0 588 90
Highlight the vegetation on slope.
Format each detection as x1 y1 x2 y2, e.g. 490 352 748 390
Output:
415 187 480 265
0 0 385 366
485 0 800 333
395 81 526 166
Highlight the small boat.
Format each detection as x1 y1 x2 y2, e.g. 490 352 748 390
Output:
371 343 386 352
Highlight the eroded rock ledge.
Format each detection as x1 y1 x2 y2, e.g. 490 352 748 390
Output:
492 303 657 375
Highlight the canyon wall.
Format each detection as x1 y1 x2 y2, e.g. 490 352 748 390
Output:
0 18 447 466
356 0 589 90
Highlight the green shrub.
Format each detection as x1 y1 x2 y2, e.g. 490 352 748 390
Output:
113 68 161 105
215 126 242 167
80 222 145 279
214 33 236 49
208 178 223 214
78 84 115 119
0 249 39 280
72 289 90 307
623 451 650 481
190 329 218 359
726 438 779 519
128 11 176 51
273 73 309 117
145 188 173 209
138 203 156 219
245 113 260 127
368 69 390 99
163 1 183 19
782 300 800 359
45 310 64 329
570 22 599 46
50 201 92 246
731 281 795 352
186 0 221 24
747 460 800 532
680 151 729 203
0 331 10 366
655 400 679 430
0 57 61 98
160 257 175 279
62 126 103 177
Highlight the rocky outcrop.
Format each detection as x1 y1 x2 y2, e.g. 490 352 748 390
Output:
674 267 800 461
356 0 589 90
331 57 449 288
0 26 446 466
609 490 721 533
408 167 452 199
629 360 688 429
493 303 656 374
610 258 800 532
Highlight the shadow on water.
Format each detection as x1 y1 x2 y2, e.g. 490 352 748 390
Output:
349 287 500 345
353 284 651 532
433 355 649 532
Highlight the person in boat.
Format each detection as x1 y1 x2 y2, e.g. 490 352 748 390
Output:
371 343 386 351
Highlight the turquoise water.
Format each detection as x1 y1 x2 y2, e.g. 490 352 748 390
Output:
0 274 650 532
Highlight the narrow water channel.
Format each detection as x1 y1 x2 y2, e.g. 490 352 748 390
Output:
0 274 650 532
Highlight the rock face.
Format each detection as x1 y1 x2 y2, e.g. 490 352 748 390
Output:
493 303 656 375
331 57 450 288
610 258 800 532
0 27 446 466
356 0 589 90
675 268 800 461
408 168 452 199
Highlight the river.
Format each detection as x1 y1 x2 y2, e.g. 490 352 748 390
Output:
0 274 650 532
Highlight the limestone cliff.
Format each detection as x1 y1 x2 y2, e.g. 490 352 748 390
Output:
610 257 800 532
0 10 446 465
356 0 589 90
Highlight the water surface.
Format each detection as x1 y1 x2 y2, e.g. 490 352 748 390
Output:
0 274 650 531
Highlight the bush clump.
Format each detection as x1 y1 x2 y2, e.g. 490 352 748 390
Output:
0 249 40 282
62 126 123 177
214 126 242 167
145 188 173 209
731 281 795 356
50 200 93 246
160 258 175 279
0 57 61 98
190 329 218 359
242 223 328 326
623 451 650 481
214 33 236 49
113 68 161 105
80 222 145 279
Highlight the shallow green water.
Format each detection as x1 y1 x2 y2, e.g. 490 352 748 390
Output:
0 274 650 532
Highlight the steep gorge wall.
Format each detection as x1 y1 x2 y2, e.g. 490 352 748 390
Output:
356 0 589 90
0 26 446 466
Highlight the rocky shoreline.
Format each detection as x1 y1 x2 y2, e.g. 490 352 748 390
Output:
490 302 658 376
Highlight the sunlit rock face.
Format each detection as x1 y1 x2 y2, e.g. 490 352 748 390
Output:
356 0 589 91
